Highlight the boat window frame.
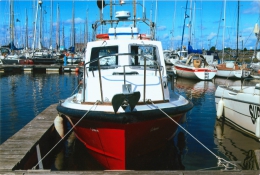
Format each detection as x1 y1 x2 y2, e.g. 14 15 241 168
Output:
129 44 161 67
89 45 119 70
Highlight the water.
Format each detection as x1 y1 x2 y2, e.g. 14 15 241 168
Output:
0 72 259 171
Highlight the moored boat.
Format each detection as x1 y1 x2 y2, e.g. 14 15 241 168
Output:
173 54 217 80
215 79 260 139
56 1 193 170
216 61 251 79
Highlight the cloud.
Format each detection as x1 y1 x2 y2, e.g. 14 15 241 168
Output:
207 32 217 40
64 17 85 25
243 1 260 14
75 17 85 24
162 33 169 40
157 25 167 31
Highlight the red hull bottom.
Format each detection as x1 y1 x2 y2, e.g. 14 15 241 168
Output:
67 113 184 170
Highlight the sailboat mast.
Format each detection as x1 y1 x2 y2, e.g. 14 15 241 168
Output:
56 3 60 51
10 0 15 49
236 0 239 58
222 0 226 63
181 0 189 51
25 9 28 49
50 0 53 49
32 0 39 50
38 0 43 49
71 0 75 47
188 0 193 44
85 9 88 46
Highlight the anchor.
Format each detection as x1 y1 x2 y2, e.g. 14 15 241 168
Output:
111 84 140 113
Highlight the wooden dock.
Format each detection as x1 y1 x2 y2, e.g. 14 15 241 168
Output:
0 103 259 175
0 64 82 73
0 104 59 172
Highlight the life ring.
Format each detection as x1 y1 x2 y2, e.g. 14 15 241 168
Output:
138 34 151 40
96 34 109 40
78 62 84 66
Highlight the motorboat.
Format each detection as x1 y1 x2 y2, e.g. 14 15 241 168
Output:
215 78 260 139
56 2 193 170
173 53 217 80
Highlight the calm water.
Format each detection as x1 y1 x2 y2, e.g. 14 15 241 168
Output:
0 72 259 171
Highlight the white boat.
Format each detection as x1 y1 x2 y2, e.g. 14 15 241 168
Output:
216 61 251 79
66 52 82 64
164 50 180 75
173 54 217 80
56 2 193 170
215 79 260 139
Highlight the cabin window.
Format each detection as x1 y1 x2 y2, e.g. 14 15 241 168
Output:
89 46 118 69
130 45 158 66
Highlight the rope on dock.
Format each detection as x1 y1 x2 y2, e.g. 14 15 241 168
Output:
147 99 241 172
32 100 100 170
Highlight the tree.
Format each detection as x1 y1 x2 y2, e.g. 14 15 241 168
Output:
209 46 216 52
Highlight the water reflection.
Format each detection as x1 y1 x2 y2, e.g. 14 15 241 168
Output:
1 73 259 171
52 129 187 170
0 72 80 144
214 118 260 170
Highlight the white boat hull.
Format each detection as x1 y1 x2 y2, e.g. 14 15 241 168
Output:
215 85 260 139
216 69 251 78
174 65 217 80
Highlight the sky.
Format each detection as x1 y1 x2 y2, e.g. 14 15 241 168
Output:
0 0 260 51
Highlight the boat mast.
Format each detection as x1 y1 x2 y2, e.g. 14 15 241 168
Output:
188 0 193 45
180 0 189 51
61 23 64 49
71 0 75 48
10 0 15 50
236 0 239 58
25 9 28 50
56 3 60 51
32 0 39 50
49 0 53 50
84 9 88 47
222 0 226 63
38 0 43 50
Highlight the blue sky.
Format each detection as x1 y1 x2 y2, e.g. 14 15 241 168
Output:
0 0 260 51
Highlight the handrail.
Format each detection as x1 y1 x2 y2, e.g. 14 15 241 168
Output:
82 52 165 103
241 77 260 91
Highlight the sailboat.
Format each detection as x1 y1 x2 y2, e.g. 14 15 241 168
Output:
31 0 57 65
215 0 250 79
65 0 82 65
0 0 24 65
173 1 217 80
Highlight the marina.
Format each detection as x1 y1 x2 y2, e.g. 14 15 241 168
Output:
0 72 260 173
0 0 260 173
0 64 82 73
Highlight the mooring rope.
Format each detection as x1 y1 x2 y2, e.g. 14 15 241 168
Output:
32 100 100 170
147 99 240 171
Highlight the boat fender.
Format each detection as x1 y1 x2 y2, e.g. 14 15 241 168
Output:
255 117 260 138
54 114 64 138
216 123 224 140
217 98 224 119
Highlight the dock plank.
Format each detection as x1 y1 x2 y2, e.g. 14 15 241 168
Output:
0 104 58 171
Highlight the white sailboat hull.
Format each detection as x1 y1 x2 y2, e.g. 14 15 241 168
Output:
216 69 251 78
215 85 260 139
174 65 217 80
